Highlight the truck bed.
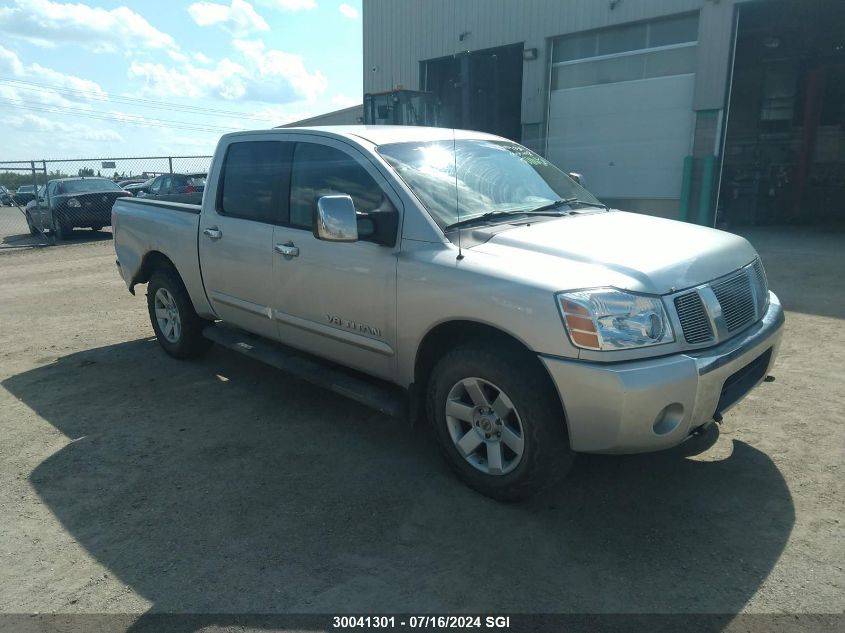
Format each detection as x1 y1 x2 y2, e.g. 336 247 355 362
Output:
112 197 213 317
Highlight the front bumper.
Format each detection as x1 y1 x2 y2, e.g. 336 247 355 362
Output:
540 292 784 454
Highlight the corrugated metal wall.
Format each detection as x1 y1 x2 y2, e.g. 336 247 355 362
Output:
363 0 750 124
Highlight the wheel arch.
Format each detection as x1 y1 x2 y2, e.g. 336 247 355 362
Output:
410 319 568 435
129 250 178 294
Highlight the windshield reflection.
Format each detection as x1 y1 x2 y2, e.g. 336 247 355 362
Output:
378 139 601 228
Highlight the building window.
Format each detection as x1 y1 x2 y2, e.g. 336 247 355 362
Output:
551 12 699 90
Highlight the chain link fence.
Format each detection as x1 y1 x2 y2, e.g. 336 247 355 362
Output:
0 156 212 249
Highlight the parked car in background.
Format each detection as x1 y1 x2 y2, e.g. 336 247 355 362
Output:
117 178 148 189
13 184 37 206
113 126 784 501
26 177 131 240
138 173 206 204
0 186 12 206
123 177 155 196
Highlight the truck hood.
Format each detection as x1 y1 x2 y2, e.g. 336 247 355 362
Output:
469 211 758 295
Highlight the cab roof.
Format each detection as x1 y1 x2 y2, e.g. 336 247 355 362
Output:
230 125 506 146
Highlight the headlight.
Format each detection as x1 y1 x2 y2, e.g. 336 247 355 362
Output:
557 288 674 350
67 198 81 208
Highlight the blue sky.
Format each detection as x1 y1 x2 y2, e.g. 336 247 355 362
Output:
0 0 363 159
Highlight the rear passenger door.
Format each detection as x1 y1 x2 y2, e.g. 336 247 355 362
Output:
198 139 292 340
270 137 400 381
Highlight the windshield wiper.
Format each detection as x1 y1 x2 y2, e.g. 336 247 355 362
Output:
444 197 608 230
445 209 567 231
529 198 608 213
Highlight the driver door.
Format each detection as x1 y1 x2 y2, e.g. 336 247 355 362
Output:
270 137 401 380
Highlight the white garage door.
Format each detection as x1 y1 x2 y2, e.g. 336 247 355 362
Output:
546 13 699 200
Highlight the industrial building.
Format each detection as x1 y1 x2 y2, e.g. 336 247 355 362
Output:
362 0 845 226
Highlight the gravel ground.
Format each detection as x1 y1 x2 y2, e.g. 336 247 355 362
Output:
0 227 842 629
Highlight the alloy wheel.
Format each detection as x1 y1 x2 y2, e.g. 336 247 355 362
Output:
154 287 182 343
444 377 525 475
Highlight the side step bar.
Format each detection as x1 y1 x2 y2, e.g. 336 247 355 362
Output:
202 323 407 418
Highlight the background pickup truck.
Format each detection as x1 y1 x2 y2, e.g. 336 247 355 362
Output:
113 126 784 501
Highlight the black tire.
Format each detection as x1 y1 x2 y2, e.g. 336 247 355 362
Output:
25 212 37 236
91 225 104 232
427 342 574 501
146 267 212 359
53 212 72 241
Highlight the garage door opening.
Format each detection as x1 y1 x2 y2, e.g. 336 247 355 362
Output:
718 0 845 227
422 44 523 142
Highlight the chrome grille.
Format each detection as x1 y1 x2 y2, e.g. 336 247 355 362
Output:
751 258 769 312
671 258 769 346
674 291 714 344
712 271 756 332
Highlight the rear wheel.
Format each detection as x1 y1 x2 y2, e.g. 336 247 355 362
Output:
427 343 573 501
52 212 72 241
147 267 212 359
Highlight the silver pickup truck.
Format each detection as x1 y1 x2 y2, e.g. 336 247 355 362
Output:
113 126 784 500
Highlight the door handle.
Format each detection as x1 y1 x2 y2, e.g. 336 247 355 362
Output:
203 227 222 240
274 242 300 257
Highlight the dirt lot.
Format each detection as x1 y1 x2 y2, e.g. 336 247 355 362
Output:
0 228 842 628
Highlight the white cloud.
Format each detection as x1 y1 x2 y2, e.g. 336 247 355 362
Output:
338 3 358 19
5 113 123 142
168 50 190 63
0 0 177 54
188 0 269 37
192 52 214 65
251 106 315 125
129 39 327 105
0 45 24 76
331 93 360 108
0 45 106 109
257 0 317 10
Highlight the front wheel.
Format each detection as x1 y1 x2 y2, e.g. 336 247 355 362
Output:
25 212 37 236
146 267 212 359
427 344 573 501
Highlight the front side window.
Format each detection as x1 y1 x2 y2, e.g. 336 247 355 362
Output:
377 140 601 228
290 143 389 229
219 141 288 223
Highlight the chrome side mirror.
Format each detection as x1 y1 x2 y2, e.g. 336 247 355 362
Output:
314 195 358 242
568 172 584 185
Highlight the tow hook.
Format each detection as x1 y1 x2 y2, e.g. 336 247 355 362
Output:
690 425 708 437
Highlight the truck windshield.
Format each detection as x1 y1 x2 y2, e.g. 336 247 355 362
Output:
377 139 603 229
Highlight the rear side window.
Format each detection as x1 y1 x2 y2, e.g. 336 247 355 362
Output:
220 141 289 223
290 142 386 229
